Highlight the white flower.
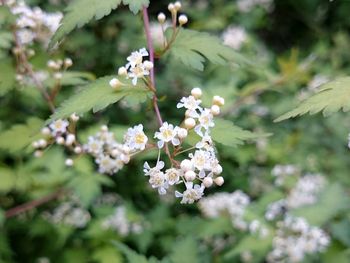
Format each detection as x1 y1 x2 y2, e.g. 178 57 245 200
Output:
124 124 148 151
189 150 211 173
154 122 180 148
222 26 247 50
175 182 205 204
195 108 215 136
49 119 69 136
143 160 165 176
128 64 150 85
126 47 149 69
165 168 182 185
176 96 202 117
86 136 104 155
149 171 168 195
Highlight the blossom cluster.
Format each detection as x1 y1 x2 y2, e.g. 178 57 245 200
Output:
101 206 143 236
271 164 300 186
42 199 91 228
143 89 225 204
3 0 62 47
267 215 330 262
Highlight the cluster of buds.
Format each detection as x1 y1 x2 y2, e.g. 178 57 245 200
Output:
110 48 153 87
32 113 80 165
158 1 188 26
47 58 73 80
84 124 148 175
143 88 225 204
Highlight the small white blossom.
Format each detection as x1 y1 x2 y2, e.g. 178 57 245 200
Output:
124 124 148 151
49 119 69 136
175 182 205 204
154 122 180 148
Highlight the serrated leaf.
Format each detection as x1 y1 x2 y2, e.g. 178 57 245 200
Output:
167 29 251 71
275 77 350 122
49 0 122 48
211 118 270 147
122 0 149 14
47 76 152 123
112 241 149 263
0 117 43 153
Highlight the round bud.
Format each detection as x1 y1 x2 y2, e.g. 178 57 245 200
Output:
180 159 193 171
213 164 223 175
191 87 202 99
27 49 35 57
157 12 166 23
32 141 39 148
56 136 65 145
213 95 225 106
54 72 63 80
74 146 82 154
184 118 196 129
109 78 122 89
122 145 131 153
174 1 182 10
65 134 76 146
143 60 154 70
101 125 108 132
185 109 191 117
70 113 79 122
185 170 196 181
214 176 224 186
34 150 43 158
177 128 188 139
121 154 130 164
168 3 175 12
118 66 127 76
203 177 213 188
38 139 47 148
65 158 74 166
47 60 57 69
178 14 188 25
64 58 73 68
211 104 220 116
41 127 51 136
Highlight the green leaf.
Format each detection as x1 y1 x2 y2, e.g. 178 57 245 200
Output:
49 0 122 48
92 246 123 263
211 118 270 147
122 0 149 14
0 167 16 193
47 76 152 123
111 241 149 263
0 117 43 153
291 183 349 226
331 219 350 246
0 31 12 49
167 29 251 71
0 58 16 96
275 77 350 122
169 237 199 263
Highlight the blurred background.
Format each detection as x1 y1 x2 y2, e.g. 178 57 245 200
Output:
1 0 350 262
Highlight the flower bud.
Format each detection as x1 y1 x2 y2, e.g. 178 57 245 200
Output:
56 136 65 145
65 134 76 146
213 164 223 175
101 125 108 132
47 60 57 69
38 139 47 148
184 118 196 129
168 3 175 12
180 159 193 171
174 1 182 10
64 58 73 68
54 72 63 80
211 104 220 116
74 146 82 154
185 170 196 181
34 150 43 158
143 60 154 70
32 141 39 148
177 128 188 139
41 127 51 136
65 158 74 166
214 176 224 186
203 177 213 188
191 87 202 98
178 14 188 25
70 113 79 122
109 78 122 89
213 95 225 106
118 66 127 76
157 12 166 23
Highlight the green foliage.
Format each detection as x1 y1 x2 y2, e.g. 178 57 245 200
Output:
0 167 16 193
169 237 199 263
49 0 122 48
211 118 269 147
0 58 15 95
0 117 43 153
122 0 149 14
167 29 250 71
112 241 149 263
48 76 152 123
275 77 350 122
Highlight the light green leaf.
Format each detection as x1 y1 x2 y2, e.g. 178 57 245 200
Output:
275 77 350 122
47 76 152 123
0 117 43 153
92 246 123 263
49 0 122 48
170 237 199 263
211 118 270 147
167 29 251 71
291 183 349 226
0 31 12 49
112 241 149 263
0 167 16 193
0 58 16 96
122 0 149 14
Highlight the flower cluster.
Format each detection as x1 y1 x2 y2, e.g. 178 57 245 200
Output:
101 206 143 236
271 164 300 186
143 89 225 204
42 199 91 228
84 124 148 175
4 0 62 47
267 215 330 262
110 48 153 87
